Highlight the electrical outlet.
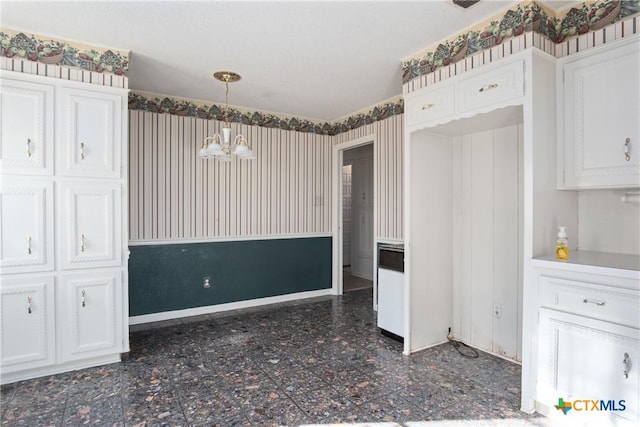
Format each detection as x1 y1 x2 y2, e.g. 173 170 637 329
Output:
203 277 212 288
493 304 502 318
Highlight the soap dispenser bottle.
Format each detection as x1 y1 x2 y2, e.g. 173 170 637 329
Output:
556 226 569 260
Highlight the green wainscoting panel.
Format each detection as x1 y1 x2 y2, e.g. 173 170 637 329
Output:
128 237 332 316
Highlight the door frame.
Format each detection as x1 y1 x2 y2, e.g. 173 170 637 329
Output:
331 134 377 308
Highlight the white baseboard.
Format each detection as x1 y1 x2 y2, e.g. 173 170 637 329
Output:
128 288 333 325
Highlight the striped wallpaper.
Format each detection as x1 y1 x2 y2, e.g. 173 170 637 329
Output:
128 111 404 243
128 111 333 242
333 114 404 242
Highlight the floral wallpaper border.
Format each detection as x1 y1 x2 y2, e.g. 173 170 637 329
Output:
402 0 640 84
0 29 129 76
128 92 404 137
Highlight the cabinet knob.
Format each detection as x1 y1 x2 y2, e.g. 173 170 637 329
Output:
27 296 32 314
623 352 630 379
81 290 86 308
624 138 631 162
478 83 498 93
26 138 32 157
28 236 32 255
80 142 85 160
80 234 85 252
421 103 436 110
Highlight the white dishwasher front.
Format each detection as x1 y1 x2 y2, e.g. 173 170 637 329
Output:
377 245 404 340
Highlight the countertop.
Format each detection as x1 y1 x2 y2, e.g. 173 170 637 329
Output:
532 250 640 280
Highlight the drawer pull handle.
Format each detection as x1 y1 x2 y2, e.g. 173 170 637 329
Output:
27 138 32 157
81 290 86 308
583 298 605 306
28 236 32 255
421 103 436 110
27 296 32 314
80 234 85 252
624 138 631 162
623 353 630 379
80 142 85 160
479 83 498 93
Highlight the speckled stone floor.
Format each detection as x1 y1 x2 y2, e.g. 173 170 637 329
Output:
1 289 549 426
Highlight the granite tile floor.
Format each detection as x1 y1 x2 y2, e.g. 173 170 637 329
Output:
1 289 550 426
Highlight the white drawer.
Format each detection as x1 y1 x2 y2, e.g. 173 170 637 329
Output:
406 82 455 128
539 276 639 327
457 59 524 114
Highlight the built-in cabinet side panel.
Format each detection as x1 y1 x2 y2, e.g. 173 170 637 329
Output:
407 131 453 352
0 77 54 175
492 125 522 359
470 130 495 352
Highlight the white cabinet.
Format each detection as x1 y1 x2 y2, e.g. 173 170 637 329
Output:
406 82 455 128
0 178 54 274
457 59 525 114
559 38 640 189
0 276 56 373
0 77 54 175
60 272 122 361
59 182 122 270
58 87 122 178
405 56 525 131
0 70 129 385
536 274 640 424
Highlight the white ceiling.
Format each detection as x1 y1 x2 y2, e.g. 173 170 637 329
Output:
1 0 578 121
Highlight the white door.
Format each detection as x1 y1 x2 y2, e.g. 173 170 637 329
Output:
0 178 54 274
351 150 374 280
58 87 122 178
59 181 122 270
0 276 55 372
60 272 122 361
0 77 54 175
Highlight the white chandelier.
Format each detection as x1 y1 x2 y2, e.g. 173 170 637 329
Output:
198 71 255 161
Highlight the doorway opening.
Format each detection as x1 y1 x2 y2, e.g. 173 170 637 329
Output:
341 144 374 293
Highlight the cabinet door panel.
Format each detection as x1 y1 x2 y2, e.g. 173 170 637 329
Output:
406 83 455 128
59 88 122 178
0 77 54 175
0 276 55 372
61 272 122 361
563 40 640 188
59 182 122 270
0 178 54 273
538 308 639 424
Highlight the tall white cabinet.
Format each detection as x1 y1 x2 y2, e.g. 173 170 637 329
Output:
0 70 129 384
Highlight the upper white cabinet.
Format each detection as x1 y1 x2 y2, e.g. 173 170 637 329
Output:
559 38 640 189
405 57 525 131
58 87 122 178
0 77 54 175
457 59 524 114
0 178 54 274
406 82 455 128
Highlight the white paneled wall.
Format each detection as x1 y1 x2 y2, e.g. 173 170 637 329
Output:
128 111 332 241
333 114 404 241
